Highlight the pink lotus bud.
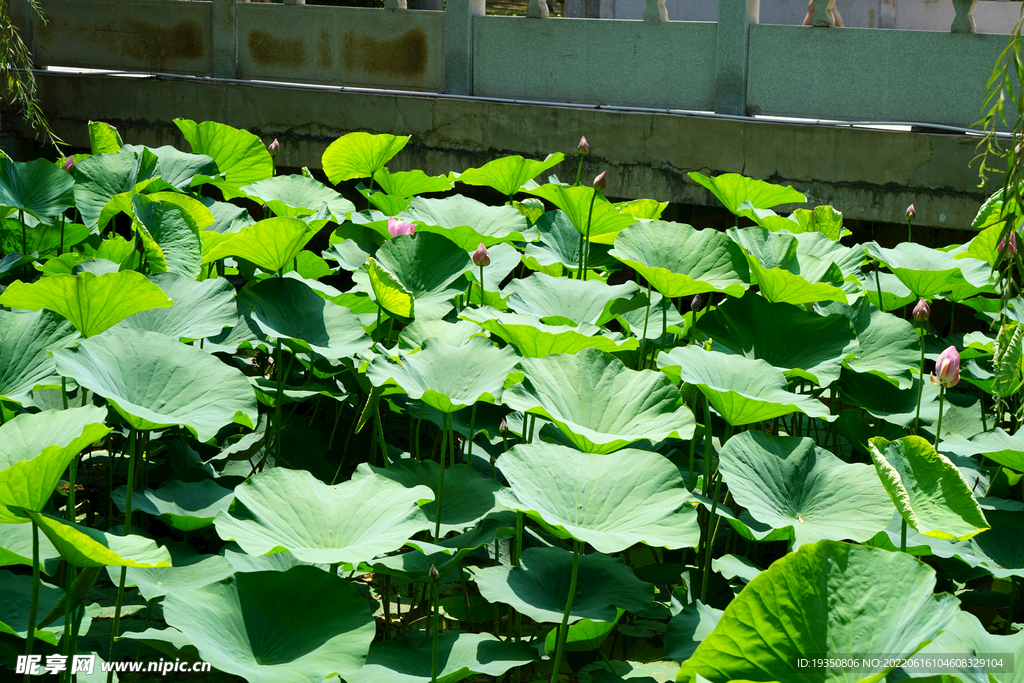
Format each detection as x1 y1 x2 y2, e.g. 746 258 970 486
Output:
499 417 508 435
593 171 607 192
429 564 439 581
387 217 416 238
912 298 930 322
472 243 490 267
268 139 280 157
61 157 75 173
930 346 960 388
999 231 1018 258
905 204 915 221
691 294 703 311
578 136 590 156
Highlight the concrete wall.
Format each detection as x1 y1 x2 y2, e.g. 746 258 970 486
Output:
746 25 1010 124
236 4 445 91
29 71 1002 232
473 17 717 110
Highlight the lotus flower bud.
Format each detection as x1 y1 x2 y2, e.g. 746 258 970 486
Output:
930 346 961 388
429 564 439 581
905 204 915 222
472 243 490 267
499 417 508 435
999 231 1018 258
268 138 280 157
912 298 930 322
593 171 607 192
61 157 75 173
578 136 590 156
691 294 703 311
388 217 416 238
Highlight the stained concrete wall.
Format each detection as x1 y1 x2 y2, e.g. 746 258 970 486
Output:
30 71 1001 232
473 17 717 110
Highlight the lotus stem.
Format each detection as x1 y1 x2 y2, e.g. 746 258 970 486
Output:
375 406 389 468
430 573 440 683
577 189 598 279
467 403 477 463
383 575 392 639
19 209 26 256
688 394 699 490
375 304 383 338
58 214 65 256
273 340 286 468
415 403 425 461
638 283 652 370
108 427 138 683
550 540 582 683
914 328 926 436
875 265 885 311
900 519 907 553
1008 576 1019 635
702 397 713 497
701 470 722 603
434 414 449 542
934 386 946 451
658 300 668 368
479 264 485 307
24 520 40 683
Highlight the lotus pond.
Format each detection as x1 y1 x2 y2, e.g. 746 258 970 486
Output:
0 120 1022 683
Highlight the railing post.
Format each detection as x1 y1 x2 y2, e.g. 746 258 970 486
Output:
644 0 667 22
212 0 239 79
714 0 758 116
444 0 484 96
526 0 550 18
951 0 977 32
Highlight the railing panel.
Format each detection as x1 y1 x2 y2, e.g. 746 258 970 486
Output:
472 16 717 110
31 0 214 75
746 24 1015 129
236 4 445 91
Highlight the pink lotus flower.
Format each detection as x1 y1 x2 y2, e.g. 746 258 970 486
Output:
578 136 590 156
905 204 916 221
999 231 1018 258
593 171 607 192
61 157 75 173
913 298 930 322
931 346 960 388
472 243 490 267
388 217 416 237
268 138 280 156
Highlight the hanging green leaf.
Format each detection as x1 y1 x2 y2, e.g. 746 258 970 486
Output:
322 132 409 184
366 256 415 319
202 217 315 273
458 153 565 198
688 172 805 215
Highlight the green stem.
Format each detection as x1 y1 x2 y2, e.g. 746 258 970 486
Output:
575 232 585 279
375 406 389 467
415 403 425 461
274 340 285 467
934 386 946 451
701 471 723 603
914 327 926 436
900 518 907 553
430 577 440 683
575 157 584 186
24 520 40 683
638 283 652 370
59 214 65 256
375 304 383 339
550 540 582 683
479 264 485 307
467 403 477 463
434 414 449 542
702 397 713 497
582 190 598 275
19 209 26 256
687 394 699 490
875 267 885 312
658 298 668 368
108 428 138 683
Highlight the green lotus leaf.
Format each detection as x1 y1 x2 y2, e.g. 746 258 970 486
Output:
24 511 172 568
70 146 157 231
345 631 536 683
365 190 412 215
968 509 1024 579
665 601 722 664
523 209 615 276
174 118 274 189
720 431 893 549
241 174 356 221
397 320 487 351
701 295 857 386
839 372 943 429
610 222 749 298
117 273 236 340
616 289 687 342
352 460 504 535
502 272 643 327
115 553 234 602
940 428 1024 472
503 349 695 452
615 198 669 220
544 610 624 656
496 443 699 552
202 217 315 273
113 480 234 532
527 183 636 245
658 346 832 426
0 156 75 221
958 223 1008 269
206 198 255 233
819 299 918 389
367 337 518 413
0 217 90 257
0 309 79 405
164 566 375 683
475 546 654 624
865 242 995 299
398 195 537 249
0 522 62 574
0 270 172 338
458 153 565 198
0 569 77 645
324 238 377 272
688 171 805 215
0 406 110 523
366 256 415 319
461 307 638 357
373 167 454 197
246 277 373 359
677 540 960 683
123 144 218 193
894 610 1024 683
729 228 849 305
869 435 989 541
356 232 472 319
130 193 203 279
323 131 409 184
857 271 916 312
53 327 258 440
88 121 123 154
214 467 433 565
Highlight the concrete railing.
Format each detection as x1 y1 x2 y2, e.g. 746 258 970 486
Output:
11 0 1020 129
